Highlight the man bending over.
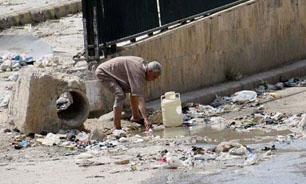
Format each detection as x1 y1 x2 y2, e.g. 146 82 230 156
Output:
95 56 162 131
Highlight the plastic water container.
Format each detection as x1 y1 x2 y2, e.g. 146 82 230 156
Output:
161 92 183 127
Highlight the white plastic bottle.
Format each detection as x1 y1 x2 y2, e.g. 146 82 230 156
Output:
161 92 183 127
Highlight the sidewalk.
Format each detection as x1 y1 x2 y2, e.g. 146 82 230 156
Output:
0 0 81 30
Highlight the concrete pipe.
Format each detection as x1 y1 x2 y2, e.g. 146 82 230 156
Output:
10 68 90 134
57 89 90 128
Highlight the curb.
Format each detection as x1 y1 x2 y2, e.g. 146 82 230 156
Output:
147 60 306 110
0 1 82 30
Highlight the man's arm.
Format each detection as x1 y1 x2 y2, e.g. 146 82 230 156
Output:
137 97 152 130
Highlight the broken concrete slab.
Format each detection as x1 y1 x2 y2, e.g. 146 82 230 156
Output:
9 68 89 134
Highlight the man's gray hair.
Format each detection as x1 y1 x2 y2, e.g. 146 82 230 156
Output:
147 61 162 73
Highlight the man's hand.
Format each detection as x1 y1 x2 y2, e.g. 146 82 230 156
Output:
137 97 153 131
144 119 152 131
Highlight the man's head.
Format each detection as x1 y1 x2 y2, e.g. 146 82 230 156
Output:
145 61 162 81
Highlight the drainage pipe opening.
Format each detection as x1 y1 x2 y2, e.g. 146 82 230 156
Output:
56 90 89 127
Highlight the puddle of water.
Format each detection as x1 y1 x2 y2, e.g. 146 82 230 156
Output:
141 125 291 145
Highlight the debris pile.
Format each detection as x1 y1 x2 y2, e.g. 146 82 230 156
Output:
0 53 79 73
5 126 277 169
1 76 306 174
0 53 34 72
182 78 306 137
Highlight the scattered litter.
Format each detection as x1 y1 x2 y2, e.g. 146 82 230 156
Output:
162 154 183 169
261 145 276 151
229 147 248 156
2 128 11 133
244 152 259 166
215 141 243 154
112 129 126 138
0 53 35 72
119 137 128 143
114 159 130 165
157 157 167 163
11 142 22 150
275 82 284 90
231 90 257 104
76 132 89 142
3 76 306 174
266 93 282 99
130 164 137 171
134 139 144 143
36 133 60 146
183 119 197 126
76 152 95 160
145 128 153 134
21 140 28 148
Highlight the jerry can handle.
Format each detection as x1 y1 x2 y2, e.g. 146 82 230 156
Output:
161 95 165 101
175 93 180 99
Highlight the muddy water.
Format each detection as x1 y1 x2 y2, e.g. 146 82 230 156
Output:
141 125 291 145
145 140 306 184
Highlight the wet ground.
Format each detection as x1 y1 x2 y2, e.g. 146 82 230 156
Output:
145 140 306 184
150 126 291 145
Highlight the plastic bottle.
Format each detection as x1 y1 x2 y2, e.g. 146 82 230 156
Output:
161 92 183 127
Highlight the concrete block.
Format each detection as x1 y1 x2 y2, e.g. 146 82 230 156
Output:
76 1 83 12
5 16 15 28
19 12 32 25
54 5 68 18
68 3 79 14
47 9 56 19
0 18 10 30
31 10 47 23
11 15 20 26
9 68 89 134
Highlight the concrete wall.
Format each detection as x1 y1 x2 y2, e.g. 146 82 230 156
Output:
118 0 306 100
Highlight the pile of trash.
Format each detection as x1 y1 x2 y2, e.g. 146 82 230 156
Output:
183 78 306 130
147 140 276 169
6 127 145 152
0 53 77 73
4 125 278 169
225 111 306 134
0 53 34 72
